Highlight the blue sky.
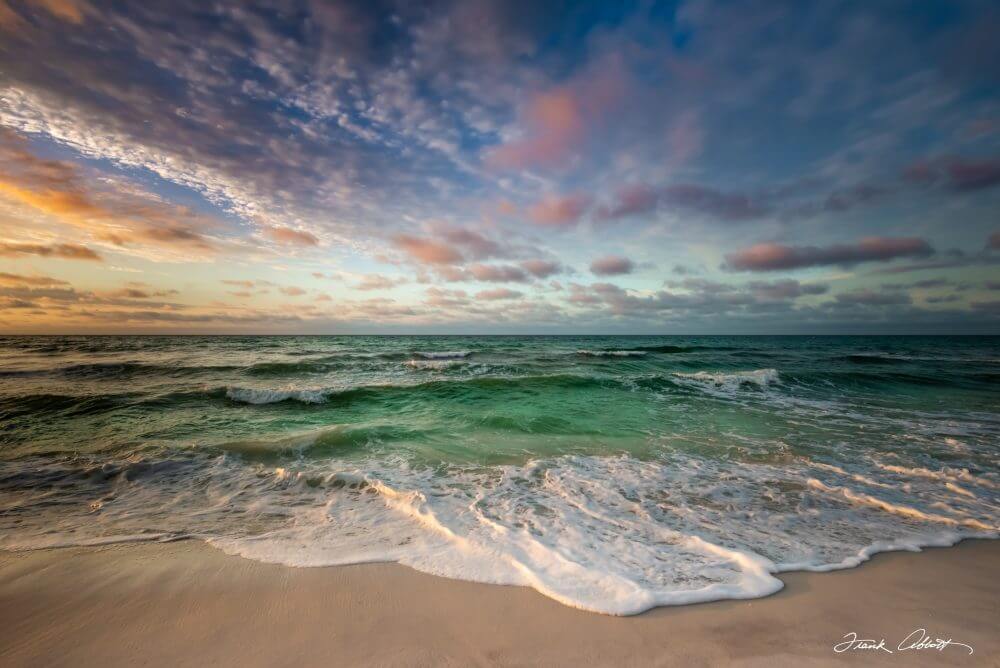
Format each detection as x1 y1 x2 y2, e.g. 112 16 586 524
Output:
0 0 998 333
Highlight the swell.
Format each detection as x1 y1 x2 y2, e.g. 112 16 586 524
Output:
245 360 343 376
220 373 636 406
215 424 433 458
577 344 731 356
0 393 135 421
0 361 239 379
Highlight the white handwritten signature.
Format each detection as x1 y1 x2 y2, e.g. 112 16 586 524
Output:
834 629 974 655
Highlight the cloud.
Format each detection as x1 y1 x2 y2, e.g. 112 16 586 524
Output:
904 157 1000 192
279 286 306 296
0 0 86 27
475 288 523 300
528 193 592 227
598 182 769 222
0 241 101 261
596 183 659 220
106 287 177 299
434 226 508 260
263 226 319 246
748 280 828 300
355 274 406 291
392 234 464 264
519 259 562 278
485 88 586 170
0 272 69 286
822 184 891 212
834 289 912 306
726 237 934 271
467 263 528 283
661 184 769 221
0 130 221 256
590 255 635 276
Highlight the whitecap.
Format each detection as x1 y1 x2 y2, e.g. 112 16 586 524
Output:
225 386 328 405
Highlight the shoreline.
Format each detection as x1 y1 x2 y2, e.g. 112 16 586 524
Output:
1 538 996 666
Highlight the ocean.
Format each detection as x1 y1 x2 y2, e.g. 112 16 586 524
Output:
0 335 997 614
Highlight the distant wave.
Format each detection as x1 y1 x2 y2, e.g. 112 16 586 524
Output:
838 354 909 365
413 350 472 360
225 387 330 405
221 374 627 406
673 368 780 389
404 358 466 370
0 361 238 379
576 349 647 357
0 392 134 420
245 360 341 376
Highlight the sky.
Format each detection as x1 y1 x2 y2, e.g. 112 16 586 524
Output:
0 0 998 334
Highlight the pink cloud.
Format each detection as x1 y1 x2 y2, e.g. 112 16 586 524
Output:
485 88 586 170
393 234 463 264
475 288 523 300
485 54 630 172
279 286 307 296
666 109 704 168
726 237 934 271
903 157 1000 192
528 192 592 227
590 255 635 276
264 226 319 246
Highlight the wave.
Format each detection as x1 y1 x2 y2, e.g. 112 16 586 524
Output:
413 350 472 360
0 361 238 379
217 424 430 457
578 344 717 355
673 368 779 389
221 374 623 406
576 349 647 357
634 345 702 353
838 354 909 365
0 392 134 420
405 358 466 370
224 386 330 405
245 360 341 376
2 448 997 615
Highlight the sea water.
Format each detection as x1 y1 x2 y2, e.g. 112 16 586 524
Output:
0 335 997 614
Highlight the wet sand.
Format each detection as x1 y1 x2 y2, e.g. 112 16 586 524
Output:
0 539 996 667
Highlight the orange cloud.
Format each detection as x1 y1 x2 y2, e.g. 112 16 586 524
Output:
0 130 221 257
0 272 69 286
37 0 85 23
0 241 102 261
393 234 463 264
263 226 319 246
0 0 85 29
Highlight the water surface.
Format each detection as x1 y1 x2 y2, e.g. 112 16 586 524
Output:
1 335 997 614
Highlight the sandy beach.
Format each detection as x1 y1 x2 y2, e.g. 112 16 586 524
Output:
0 539 995 667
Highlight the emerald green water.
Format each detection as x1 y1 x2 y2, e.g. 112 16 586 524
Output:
1 335 997 613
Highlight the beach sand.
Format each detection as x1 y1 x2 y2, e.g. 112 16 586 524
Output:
0 539 996 667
